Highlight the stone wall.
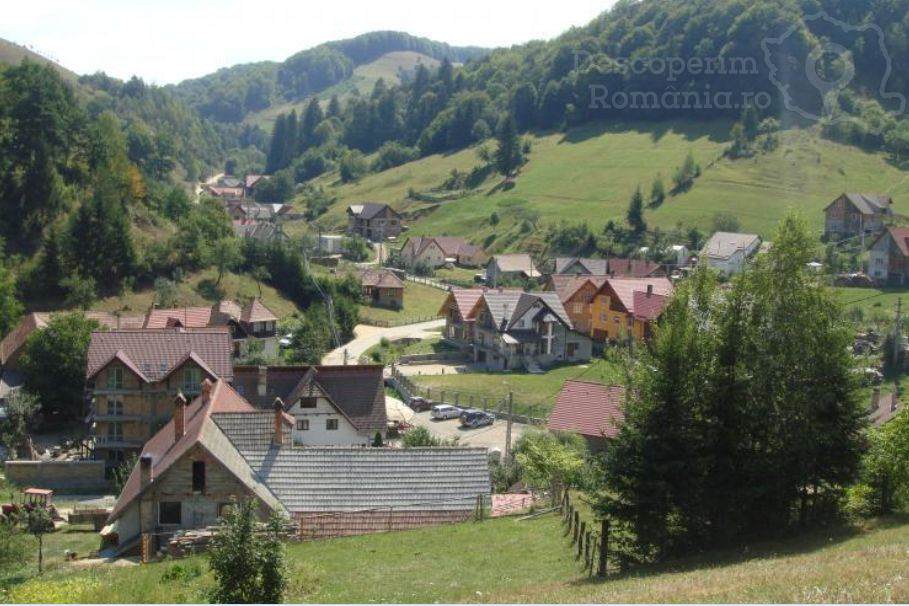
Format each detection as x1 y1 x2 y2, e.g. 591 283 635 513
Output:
4 460 108 492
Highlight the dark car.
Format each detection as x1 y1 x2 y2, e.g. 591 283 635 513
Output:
460 409 494 428
408 396 432 412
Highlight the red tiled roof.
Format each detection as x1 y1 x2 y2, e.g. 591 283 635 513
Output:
548 380 625 439
107 379 262 522
549 275 607 304
883 227 909 258
606 258 664 277
86 328 234 382
632 290 670 321
598 277 674 314
241 299 278 324
144 306 213 329
1 312 144 367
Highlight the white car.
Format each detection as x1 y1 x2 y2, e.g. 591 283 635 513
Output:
431 404 461 420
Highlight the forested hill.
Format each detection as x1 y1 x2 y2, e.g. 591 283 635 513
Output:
168 31 490 123
253 0 909 186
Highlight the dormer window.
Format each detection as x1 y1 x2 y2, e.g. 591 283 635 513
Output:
107 367 124 390
183 366 202 393
299 396 317 409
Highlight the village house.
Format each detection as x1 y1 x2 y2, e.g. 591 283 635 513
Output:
545 275 606 335
359 268 405 309
589 277 674 343
233 220 286 243
548 380 625 451
85 328 234 467
868 226 909 285
0 311 147 408
203 184 246 199
485 254 541 286
824 193 893 239
232 364 388 446
347 203 404 241
700 232 761 276
102 378 490 554
399 236 485 269
447 289 592 371
143 299 279 358
552 257 664 278
244 174 266 197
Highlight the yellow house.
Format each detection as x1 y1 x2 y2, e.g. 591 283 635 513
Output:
589 277 674 343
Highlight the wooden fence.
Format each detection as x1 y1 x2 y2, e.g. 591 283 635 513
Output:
561 489 610 578
361 314 443 328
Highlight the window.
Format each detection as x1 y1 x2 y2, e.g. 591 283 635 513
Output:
107 422 123 440
108 399 123 416
183 366 202 392
326 418 339 430
192 461 205 493
159 502 181 525
299 397 317 409
107 366 124 390
567 342 578 357
296 419 309 431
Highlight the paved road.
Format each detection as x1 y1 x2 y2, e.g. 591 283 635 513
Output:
321 319 445 365
409 409 528 452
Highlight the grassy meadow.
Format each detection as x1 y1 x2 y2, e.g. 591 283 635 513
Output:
291 120 909 251
358 281 447 326
4 512 909 603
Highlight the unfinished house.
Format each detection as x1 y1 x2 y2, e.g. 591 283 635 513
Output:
102 378 490 554
346 203 404 241
85 328 234 467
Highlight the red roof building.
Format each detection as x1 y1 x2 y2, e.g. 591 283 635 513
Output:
548 380 625 450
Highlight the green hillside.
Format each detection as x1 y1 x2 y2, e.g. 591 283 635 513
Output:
293 121 909 247
5 513 909 603
244 51 441 131
0 37 76 80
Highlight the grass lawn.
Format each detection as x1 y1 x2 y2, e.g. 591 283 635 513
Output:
834 285 909 326
358 281 447 326
300 120 909 253
409 357 624 417
5 512 909 603
363 335 456 365
434 265 482 286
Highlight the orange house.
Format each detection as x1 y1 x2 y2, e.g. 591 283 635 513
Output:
545 275 606 336
589 277 673 343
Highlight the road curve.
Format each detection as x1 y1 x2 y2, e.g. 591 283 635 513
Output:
321 318 445 365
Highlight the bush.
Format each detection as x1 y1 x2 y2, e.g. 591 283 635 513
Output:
339 150 368 183
371 142 418 172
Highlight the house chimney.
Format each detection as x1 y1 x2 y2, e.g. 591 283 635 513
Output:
258 365 268 398
139 455 152 488
646 284 653 296
273 397 285 445
871 387 881 411
173 392 187 442
201 378 214 405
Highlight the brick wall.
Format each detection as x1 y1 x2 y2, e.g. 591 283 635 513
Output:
4 460 108 492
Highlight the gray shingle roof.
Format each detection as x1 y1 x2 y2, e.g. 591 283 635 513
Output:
347 203 399 220
844 193 892 215
218 436 491 512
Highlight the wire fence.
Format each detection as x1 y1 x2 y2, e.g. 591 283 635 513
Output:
389 368 548 425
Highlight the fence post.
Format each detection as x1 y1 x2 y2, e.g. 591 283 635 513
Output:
577 521 586 559
572 511 580 544
598 519 609 577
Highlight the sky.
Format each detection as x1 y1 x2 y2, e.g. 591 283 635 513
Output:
2 0 614 85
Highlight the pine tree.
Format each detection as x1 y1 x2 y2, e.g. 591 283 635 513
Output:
0 251 22 337
282 110 299 169
626 186 647 233
649 176 665 207
300 98 324 151
266 114 287 174
494 115 522 177
326 95 341 118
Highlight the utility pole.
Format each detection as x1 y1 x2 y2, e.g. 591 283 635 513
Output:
893 298 902 368
343 348 349 366
504 392 514 461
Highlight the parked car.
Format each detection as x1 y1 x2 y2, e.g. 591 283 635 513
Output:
460 409 495 428
408 396 431 412
431 404 462 420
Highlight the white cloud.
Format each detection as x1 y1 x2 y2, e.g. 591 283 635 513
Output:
0 0 613 84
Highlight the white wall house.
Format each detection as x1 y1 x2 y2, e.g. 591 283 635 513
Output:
284 385 367 447
700 232 761 276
